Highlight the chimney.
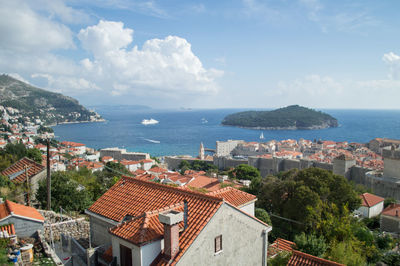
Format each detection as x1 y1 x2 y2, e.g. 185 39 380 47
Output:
159 210 183 260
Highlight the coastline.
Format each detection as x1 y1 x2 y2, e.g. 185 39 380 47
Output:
221 124 337 130
56 119 106 125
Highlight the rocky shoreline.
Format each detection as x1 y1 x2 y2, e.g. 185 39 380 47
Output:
223 123 337 131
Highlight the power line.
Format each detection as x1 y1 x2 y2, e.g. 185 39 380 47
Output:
267 212 303 225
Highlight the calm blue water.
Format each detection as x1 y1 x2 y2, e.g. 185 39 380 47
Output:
52 107 400 157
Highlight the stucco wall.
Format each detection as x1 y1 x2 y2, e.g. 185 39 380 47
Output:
0 217 43 238
89 215 117 247
111 235 162 266
240 202 255 216
177 203 269 266
370 202 384 217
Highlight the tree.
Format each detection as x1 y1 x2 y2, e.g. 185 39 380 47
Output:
268 251 292 266
384 197 396 208
26 148 42 164
257 168 361 242
294 233 327 257
229 164 261 180
3 143 27 160
382 252 400 265
255 208 271 225
36 172 92 212
324 240 366 266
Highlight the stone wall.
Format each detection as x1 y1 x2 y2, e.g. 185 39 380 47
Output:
213 156 248 171
381 215 400 233
39 210 89 243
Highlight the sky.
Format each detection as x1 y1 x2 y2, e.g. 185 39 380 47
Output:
1 0 400 109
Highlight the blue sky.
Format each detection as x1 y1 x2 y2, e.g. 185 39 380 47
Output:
1 0 400 109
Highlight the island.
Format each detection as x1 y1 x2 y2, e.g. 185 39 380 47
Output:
221 105 338 130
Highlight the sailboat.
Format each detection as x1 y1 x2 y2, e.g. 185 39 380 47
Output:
260 132 264 140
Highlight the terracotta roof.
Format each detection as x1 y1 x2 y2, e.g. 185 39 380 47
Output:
268 238 295 257
288 250 344 266
185 175 241 192
1 157 45 183
382 204 400 218
0 224 15 235
61 141 85 147
207 186 256 207
88 177 223 265
360 193 384 207
0 200 44 222
110 203 184 246
149 167 167 173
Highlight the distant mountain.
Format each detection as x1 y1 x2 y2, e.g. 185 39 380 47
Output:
0 74 102 125
221 105 338 130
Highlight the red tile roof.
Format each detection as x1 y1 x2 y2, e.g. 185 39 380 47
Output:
288 250 344 266
207 186 256 207
360 193 384 207
61 141 85 147
0 224 15 235
268 238 295 257
149 167 168 173
88 177 223 265
1 157 45 183
0 200 44 222
110 203 185 246
382 204 400 218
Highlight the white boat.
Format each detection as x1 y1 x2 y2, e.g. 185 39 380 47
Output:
141 118 159 125
260 132 264 140
201 118 208 124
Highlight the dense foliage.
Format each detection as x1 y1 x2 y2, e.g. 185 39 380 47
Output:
35 162 129 212
0 143 42 172
221 105 338 129
0 74 99 124
240 166 397 265
178 160 217 174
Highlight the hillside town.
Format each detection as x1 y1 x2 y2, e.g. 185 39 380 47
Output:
2 104 400 265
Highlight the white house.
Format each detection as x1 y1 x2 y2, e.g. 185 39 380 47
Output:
357 192 384 218
86 177 271 266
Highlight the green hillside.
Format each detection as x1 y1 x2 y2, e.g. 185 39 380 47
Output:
221 105 338 129
0 74 101 125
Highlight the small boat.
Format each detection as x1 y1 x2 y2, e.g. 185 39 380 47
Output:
141 118 159 125
260 132 264 140
201 118 208 124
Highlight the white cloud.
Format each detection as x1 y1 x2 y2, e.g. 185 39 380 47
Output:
77 20 222 96
8 73 31 85
383 52 400 80
0 0 74 53
78 20 134 56
32 0 91 24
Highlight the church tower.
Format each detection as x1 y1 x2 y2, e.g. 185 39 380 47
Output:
199 142 205 160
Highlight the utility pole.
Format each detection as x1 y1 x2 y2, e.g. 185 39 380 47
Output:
46 138 51 210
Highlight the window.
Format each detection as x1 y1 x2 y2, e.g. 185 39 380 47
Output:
214 235 222 253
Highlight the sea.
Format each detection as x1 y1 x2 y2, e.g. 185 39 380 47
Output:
52 107 400 157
